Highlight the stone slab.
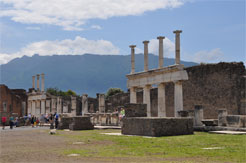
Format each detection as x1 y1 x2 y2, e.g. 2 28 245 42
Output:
122 117 193 137
58 117 73 130
209 130 246 135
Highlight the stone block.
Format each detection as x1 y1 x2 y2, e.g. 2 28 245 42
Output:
122 117 193 137
226 115 246 128
69 116 94 130
218 109 228 126
124 103 147 117
58 117 73 129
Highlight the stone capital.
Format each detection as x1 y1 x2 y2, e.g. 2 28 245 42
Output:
173 30 182 34
129 45 136 49
157 36 165 40
36 74 40 79
143 40 149 44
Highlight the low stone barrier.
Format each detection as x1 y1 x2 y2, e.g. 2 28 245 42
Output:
84 113 119 126
58 117 73 129
69 116 94 130
122 117 193 137
226 115 246 128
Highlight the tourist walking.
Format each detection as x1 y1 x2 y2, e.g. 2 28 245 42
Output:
49 114 54 129
1 116 7 130
9 116 14 129
54 113 59 129
31 115 35 128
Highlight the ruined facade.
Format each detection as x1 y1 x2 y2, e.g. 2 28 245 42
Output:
27 73 82 117
0 85 27 121
101 62 245 119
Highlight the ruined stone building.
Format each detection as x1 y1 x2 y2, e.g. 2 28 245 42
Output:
107 62 245 119
0 84 27 121
27 73 81 117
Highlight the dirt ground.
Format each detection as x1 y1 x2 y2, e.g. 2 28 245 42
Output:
0 127 209 163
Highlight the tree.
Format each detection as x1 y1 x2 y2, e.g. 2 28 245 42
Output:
46 87 77 97
106 88 124 99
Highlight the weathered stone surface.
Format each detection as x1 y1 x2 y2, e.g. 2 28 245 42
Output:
69 116 94 130
201 119 218 126
122 117 193 137
226 115 246 128
58 117 73 129
124 103 147 117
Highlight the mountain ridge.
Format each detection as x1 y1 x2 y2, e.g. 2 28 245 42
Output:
0 54 197 96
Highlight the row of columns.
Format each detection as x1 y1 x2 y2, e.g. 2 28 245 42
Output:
129 30 183 117
32 73 45 92
129 30 182 74
130 81 183 117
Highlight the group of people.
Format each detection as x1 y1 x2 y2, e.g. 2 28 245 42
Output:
1 112 60 130
1 116 19 130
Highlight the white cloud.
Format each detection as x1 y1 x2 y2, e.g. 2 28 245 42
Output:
193 48 224 63
91 25 102 30
26 26 41 30
0 0 185 30
0 36 120 64
135 37 175 57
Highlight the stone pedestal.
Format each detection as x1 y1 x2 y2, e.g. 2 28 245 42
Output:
69 116 94 130
174 81 183 117
194 105 204 126
122 117 193 137
143 85 151 117
218 109 228 126
158 83 166 117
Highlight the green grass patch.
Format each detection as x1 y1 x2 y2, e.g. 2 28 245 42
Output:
57 130 246 162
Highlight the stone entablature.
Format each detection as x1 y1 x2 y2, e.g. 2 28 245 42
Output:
127 64 188 88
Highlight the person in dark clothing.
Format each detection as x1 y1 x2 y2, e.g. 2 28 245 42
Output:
31 116 34 128
54 113 59 129
49 114 54 129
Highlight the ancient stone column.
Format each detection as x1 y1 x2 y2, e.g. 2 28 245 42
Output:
129 45 136 74
174 81 183 117
36 74 40 91
158 83 166 117
32 76 35 89
143 40 149 72
194 105 204 126
41 100 45 114
71 96 77 116
82 94 88 116
56 97 62 114
41 73 45 92
31 101 36 116
98 94 105 113
173 30 182 65
157 36 165 68
143 85 151 117
130 87 137 103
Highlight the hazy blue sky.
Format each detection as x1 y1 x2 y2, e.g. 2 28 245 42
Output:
0 0 245 64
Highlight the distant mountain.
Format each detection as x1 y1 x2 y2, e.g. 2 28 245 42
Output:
0 54 197 96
